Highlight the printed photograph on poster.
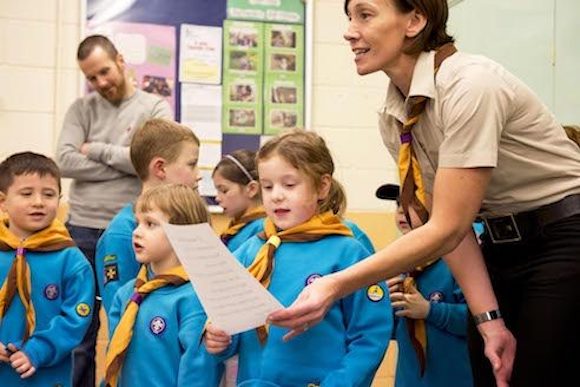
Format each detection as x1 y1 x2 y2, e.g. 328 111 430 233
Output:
142 75 172 96
229 26 259 47
271 85 297 104
270 53 296 72
179 24 223 84
230 50 258 71
270 110 298 129
229 108 256 128
230 82 256 103
270 28 296 48
88 22 176 114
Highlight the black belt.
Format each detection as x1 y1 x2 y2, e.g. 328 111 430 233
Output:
479 194 580 244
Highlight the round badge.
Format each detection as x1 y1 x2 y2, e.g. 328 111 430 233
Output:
429 291 444 303
367 284 385 302
150 316 167 335
76 303 91 317
44 284 59 300
305 273 322 286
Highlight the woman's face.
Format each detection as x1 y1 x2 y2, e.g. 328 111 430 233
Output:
343 0 413 75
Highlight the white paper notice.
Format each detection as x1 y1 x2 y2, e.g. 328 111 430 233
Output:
163 223 283 335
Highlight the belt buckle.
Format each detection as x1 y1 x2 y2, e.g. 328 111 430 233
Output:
483 214 522 244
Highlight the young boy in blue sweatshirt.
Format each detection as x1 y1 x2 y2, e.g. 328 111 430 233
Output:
0 152 94 386
377 183 473 387
95 118 202 315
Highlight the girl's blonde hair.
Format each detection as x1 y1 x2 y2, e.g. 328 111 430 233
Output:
257 129 347 216
136 184 210 225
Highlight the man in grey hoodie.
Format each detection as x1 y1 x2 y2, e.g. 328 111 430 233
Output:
56 34 172 387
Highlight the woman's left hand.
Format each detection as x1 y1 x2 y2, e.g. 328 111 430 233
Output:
267 275 341 341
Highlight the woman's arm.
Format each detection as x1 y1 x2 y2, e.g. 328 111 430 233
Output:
269 167 515 386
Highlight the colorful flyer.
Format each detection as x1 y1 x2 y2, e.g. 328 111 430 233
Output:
222 20 264 134
263 23 304 135
179 24 223 84
89 21 177 115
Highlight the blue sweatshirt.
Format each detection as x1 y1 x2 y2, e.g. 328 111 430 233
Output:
95 203 138 315
393 259 473 387
0 247 95 386
226 218 265 252
108 275 223 387
218 234 392 387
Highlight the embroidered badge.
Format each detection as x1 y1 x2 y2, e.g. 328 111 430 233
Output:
76 303 91 317
104 263 119 284
150 316 167 335
367 284 385 302
44 284 59 300
429 291 445 303
103 254 117 263
305 273 322 286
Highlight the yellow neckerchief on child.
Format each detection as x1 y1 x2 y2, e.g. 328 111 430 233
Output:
0 217 75 342
105 264 189 387
248 210 353 343
402 258 440 377
220 206 266 244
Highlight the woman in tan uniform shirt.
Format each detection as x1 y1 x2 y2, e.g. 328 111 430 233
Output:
268 1 580 387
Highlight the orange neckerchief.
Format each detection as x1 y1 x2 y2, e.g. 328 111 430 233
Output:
0 217 74 342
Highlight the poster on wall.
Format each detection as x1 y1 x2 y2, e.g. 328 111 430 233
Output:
222 20 264 135
179 24 223 84
89 22 177 114
263 23 304 135
227 0 304 24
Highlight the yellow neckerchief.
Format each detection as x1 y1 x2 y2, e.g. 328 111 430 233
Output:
105 264 189 387
248 211 353 343
402 258 440 377
398 42 458 227
0 217 74 342
220 206 266 244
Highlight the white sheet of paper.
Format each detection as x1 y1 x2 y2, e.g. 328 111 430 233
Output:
163 222 283 335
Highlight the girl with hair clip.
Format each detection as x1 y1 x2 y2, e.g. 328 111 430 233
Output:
212 150 266 252
204 129 392 387
105 184 223 387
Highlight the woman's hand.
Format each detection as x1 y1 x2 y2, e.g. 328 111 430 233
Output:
267 275 341 341
479 319 516 387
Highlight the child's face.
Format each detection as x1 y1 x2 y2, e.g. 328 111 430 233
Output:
213 171 255 219
0 173 60 239
164 142 201 190
259 155 324 230
395 204 422 234
133 206 176 267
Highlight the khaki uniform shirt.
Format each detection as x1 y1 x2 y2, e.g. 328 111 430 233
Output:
379 50 580 216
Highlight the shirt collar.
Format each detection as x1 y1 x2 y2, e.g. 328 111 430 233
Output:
383 50 436 120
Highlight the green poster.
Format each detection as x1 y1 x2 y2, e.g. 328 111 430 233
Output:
222 20 264 135
227 0 305 24
263 23 304 135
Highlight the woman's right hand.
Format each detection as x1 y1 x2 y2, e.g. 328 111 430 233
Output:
479 319 516 387
204 324 232 355
267 275 341 341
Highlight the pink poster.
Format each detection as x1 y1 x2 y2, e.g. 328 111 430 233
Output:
89 22 177 115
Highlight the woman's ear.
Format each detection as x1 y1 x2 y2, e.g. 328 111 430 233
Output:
317 174 332 200
245 180 260 199
406 9 427 38
149 157 167 180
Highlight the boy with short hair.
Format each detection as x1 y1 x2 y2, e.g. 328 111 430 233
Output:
96 118 202 315
0 152 94 386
